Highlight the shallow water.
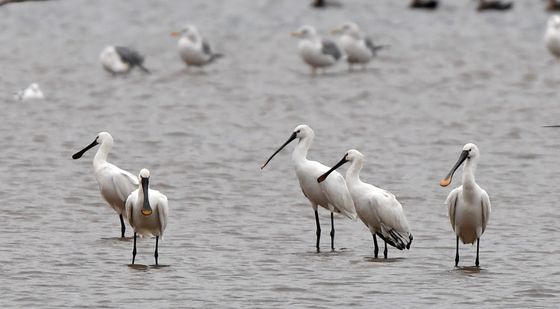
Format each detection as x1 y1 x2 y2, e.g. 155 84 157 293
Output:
1 0 560 307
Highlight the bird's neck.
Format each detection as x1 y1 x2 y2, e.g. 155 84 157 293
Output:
462 159 477 189
292 136 312 164
93 141 112 168
345 159 363 185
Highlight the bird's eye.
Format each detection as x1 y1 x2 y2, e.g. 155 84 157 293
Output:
296 130 301 133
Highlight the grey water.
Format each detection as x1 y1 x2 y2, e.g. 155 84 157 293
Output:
1 0 560 308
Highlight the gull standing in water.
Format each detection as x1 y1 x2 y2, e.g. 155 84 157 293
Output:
72 132 138 238
545 15 560 60
318 150 413 259
99 46 150 75
14 83 44 101
291 25 341 75
126 169 169 266
261 125 356 251
440 143 491 267
171 25 223 69
331 22 385 71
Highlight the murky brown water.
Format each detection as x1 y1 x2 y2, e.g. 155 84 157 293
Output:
2 0 560 307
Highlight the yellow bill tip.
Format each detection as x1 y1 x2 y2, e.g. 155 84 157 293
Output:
141 209 152 216
439 178 451 187
170 31 180 37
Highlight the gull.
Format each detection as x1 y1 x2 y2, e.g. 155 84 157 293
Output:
477 0 513 11
99 45 150 75
440 143 491 267
545 15 560 60
14 83 44 101
72 132 138 237
332 22 385 71
291 25 341 75
261 125 356 251
171 25 223 68
318 149 413 259
126 169 169 266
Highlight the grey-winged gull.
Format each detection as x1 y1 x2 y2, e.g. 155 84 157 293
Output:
332 22 385 71
171 25 223 68
291 25 341 75
99 46 150 75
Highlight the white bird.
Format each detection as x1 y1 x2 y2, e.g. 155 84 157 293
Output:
331 22 385 71
126 168 169 265
72 132 139 238
261 125 356 252
440 143 491 267
171 25 223 68
99 45 150 75
291 25 342 75
318 150 413 259
14 82 44 101
545 15 560 60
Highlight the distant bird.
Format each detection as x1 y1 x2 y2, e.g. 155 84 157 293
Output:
99 46 150 75
72 132 138 238
261 125 357 252
311 0 342 8
291 25 342 75
332 22 386 71
440 143 491 267
409 0 438 9
545 15 560 60
126 169 169 266
548 0 560 11
14 82 44 101
318 150 413 259
477 0 513 11
171 25 223 68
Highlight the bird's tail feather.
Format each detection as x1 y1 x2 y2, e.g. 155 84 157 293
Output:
209 53 224 63
138 64 151 74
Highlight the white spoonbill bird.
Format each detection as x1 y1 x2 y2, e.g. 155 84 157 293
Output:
171 25 223 68
545 15 560 60
261 125 356 252
331 22 385 71
72 132 138 238
318 150 413 259
291 25 342 75
440 143 491 267
126 169 169 265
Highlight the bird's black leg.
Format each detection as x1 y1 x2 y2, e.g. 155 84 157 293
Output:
119 214 126 238
314 209 321 252
330 212 335 251
455 236 459 267
155 236 159 266
384 240 388 259
132 232 137 265
373 234 379 258
475 238 480 267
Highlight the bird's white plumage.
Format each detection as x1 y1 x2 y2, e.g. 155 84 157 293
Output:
175 25 218 67
333 22 376 65
292 25 340 72
545 15 560 59
100 46 130 74
15 83 44 100
125 171 169 238
444 143 491 245
341 150 412 248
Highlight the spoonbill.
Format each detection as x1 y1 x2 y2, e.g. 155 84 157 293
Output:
291 25 341 75
99 46 150 75
318 150 413 259
72 132 138 238
440 143 491 267
171 25 223 68
126 169 169 265
331 22 385 71
261 125 356 251
545 15 560 60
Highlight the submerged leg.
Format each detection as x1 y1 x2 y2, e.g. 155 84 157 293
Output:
455 236 459 267
119 214 126 238
330 212 335 251
155 236 159 266
373 234 379 258
384 240 388 259
132 232 137 264
314 209 321 252
475 238 480 267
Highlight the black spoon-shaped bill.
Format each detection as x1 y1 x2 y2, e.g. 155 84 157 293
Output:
260 132 297 169
72 139 99 160
440 150 469 187
317 154 348 183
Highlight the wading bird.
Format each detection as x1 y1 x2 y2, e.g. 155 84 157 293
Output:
318 149 413 259
440 143 491 267
72 132 138 238
126 169 169 266
171 25 223 69
261 125 356 251
291 25 341 75
331 22 385 71
545 15 560 60
99 46 150 75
